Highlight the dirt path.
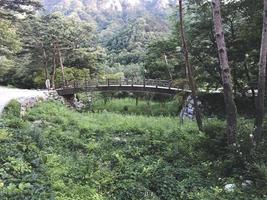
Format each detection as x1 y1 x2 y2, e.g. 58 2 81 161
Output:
0 86 49 114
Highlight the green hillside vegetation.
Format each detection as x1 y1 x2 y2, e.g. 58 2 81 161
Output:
0 101 266 199
106 15 170 77
1 0 267 199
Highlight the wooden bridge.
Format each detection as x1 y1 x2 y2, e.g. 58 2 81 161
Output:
56 78 191 96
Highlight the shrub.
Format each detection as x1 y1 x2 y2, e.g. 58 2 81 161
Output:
201 119 228 159
3 100 21 118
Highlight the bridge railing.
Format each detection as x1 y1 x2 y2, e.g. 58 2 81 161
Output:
61 77 190 91
103 78 173 88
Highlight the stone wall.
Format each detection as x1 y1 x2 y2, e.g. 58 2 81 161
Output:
18 91 65 116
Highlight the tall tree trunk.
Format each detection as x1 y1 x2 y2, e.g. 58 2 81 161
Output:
55 40 66 87
254 0 267 144
51 43 57 89
41 43 49 80
178 0 203 131
211 0 237 145
229 21 239 96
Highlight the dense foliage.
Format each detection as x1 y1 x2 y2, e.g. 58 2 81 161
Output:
1 0 267 199
91 97 182 116
0 0 263 93
0 101 266 199
144 0 262 93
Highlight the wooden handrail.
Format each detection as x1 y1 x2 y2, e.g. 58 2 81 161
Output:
59 78 176 89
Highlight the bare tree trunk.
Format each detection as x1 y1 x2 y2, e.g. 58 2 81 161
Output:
254 0 267 144
55 40 65 87
51 43 57 89
178 0 203 131
211 0 237 145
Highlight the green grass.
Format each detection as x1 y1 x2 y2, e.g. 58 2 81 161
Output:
0 101 266 199
91 98 181 117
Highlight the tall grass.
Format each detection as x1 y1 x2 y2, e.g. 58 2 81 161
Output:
91 98 181 116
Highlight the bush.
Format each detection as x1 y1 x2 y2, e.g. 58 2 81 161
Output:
3 100 21 118
0 126 53 199
201 120 228 159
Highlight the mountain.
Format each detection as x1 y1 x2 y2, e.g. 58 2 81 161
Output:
42 0 174 41
41 0 175 69
42 0 175 17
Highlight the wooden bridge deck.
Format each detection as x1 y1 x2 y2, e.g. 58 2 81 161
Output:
56 78 191 96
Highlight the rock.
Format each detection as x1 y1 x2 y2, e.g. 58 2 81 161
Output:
32 120 43 126
46 91 65 103
179 95 202 120
242 180 252 188
18 97 40 116
224 183 236 192
15 90 65 116
113 137 127 143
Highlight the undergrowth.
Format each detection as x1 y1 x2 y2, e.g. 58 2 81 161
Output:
0 101 266 199
89 97 182 117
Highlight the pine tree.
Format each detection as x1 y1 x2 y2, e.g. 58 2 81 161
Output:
211 0 238 145
254 0 267 144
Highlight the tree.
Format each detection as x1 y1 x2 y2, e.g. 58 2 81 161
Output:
0 20 21 83
17 14 101 88
106 15 169 79
254 0 267 144
0 0 41 19
0 0 41 87
178 0 203 131
144 38 181 80
0 20 21 56
165 0 261 94
211 0 238 145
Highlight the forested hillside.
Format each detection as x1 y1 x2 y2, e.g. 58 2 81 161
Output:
0 0 267 199
1 0 262 92
0 0 175 87
41 0 174 80
42 0 174 41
